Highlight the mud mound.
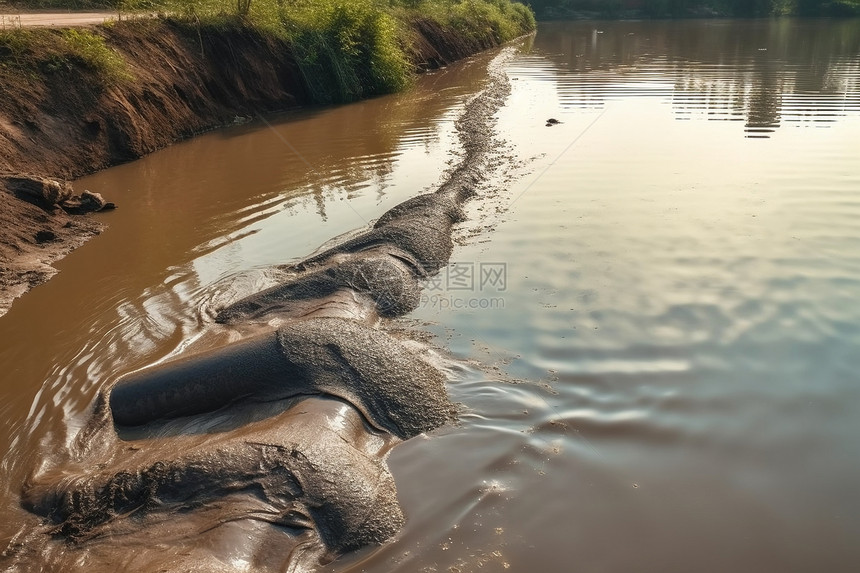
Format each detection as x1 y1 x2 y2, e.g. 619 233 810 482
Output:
109 317 455 439
22 397 404 570
215 246 424 323
13 45 517 573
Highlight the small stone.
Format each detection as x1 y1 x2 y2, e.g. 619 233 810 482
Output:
80 190 107 211
6 176 73 206
43 179 72 205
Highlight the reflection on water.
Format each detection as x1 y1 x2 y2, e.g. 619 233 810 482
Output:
329 18 860 573
526 19 860 137
2 18 860 573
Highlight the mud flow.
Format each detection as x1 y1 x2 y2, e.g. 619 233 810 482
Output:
1 48 515 572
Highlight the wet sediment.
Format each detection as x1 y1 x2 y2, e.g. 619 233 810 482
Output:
10 50 514 572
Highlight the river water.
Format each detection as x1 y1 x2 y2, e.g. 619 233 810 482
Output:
2 18 860 573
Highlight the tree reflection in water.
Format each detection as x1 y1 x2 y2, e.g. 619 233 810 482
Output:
528 18 860 138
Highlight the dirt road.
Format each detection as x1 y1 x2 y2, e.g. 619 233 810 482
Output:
0 10 115 28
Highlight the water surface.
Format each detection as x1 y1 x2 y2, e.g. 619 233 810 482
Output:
2 18 860 573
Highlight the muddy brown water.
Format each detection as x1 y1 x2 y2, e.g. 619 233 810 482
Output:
3 18 860 572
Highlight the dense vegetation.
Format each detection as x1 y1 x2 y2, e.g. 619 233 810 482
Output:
1 0 535 102
528 0 860 18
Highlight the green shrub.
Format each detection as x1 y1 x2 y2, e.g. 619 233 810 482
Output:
281 0 411 103
407 0 534 44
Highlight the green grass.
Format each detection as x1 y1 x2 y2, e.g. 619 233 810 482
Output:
0 27 131 84
411 0 536 44
61 28 132 83
3 0 535 102
159 0 535 103
277 0 413 103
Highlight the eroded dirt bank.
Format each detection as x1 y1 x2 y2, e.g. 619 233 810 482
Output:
0 15 513 316
3 48 515 572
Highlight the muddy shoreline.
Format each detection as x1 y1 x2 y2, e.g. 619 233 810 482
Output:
5 46 517 571
0 16 522 317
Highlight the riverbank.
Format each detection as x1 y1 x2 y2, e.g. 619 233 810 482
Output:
0 1 535 316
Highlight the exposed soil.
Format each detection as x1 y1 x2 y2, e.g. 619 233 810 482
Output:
0 15 504 316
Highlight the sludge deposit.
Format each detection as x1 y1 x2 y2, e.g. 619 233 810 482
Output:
8 50 514 572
